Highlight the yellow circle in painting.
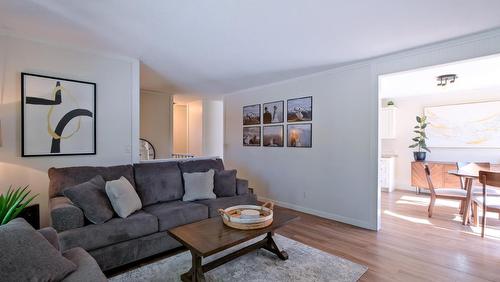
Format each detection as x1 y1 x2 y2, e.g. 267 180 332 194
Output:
47 85 82 140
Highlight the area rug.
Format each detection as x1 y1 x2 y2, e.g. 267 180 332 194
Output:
109 234 367 282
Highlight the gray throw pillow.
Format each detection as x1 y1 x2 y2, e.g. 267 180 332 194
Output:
105 176 142 218
0 218 77 282
214 169 237 197
63 175 114 224
183 169 216 201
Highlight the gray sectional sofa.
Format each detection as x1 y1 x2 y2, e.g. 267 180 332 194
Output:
48 158 257 271
0 218 107 282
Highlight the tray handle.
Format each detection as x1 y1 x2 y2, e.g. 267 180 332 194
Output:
262 201 274 210
218 209 232 221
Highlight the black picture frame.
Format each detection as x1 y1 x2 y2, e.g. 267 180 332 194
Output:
287 123 312 148
243 104 261 125
263 125 284 147
21 72 97 157
243 126 261 146
287 96 313 122
263 100 284 124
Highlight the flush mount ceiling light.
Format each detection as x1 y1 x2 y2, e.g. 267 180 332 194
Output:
436 74 458 86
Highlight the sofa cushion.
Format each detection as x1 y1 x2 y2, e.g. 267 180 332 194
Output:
143 201 208 231
63 175 114 224
106 176 142 218
50 196 85 232
196 193 258 217
49 165 136 198
62 247 107 282
236 178 250 195
59 211 158 251
0 218 77 282
214 169 237 197
178 158 225 174
182 170 216 201
134 162 184 206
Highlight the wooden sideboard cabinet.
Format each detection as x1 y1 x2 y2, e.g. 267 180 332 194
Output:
411 161 461 193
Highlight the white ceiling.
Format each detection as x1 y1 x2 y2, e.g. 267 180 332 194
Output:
380 54 500 98
2 1 500 95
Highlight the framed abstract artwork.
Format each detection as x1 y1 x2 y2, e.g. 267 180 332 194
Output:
243 104 261 125
21 73 96 157
287 123 312 148
263 101 284 124
424 101 500 148
243 126 261 146
263 125 284 147
287 96 312 122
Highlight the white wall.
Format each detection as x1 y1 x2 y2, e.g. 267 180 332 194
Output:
173 104 188 154
224 28 500 230
382 88 500 190
140 91 172 159
187 100 203 156
203 99 224 158
0 34 139 227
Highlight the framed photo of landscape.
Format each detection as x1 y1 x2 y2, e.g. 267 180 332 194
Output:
243 126 261 146
287 96 312 122
263 100 284 124
263 125 284 147
287 123 312 148
21 73 96 157
243 104 261 125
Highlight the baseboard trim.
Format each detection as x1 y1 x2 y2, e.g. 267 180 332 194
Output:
257 196 376 230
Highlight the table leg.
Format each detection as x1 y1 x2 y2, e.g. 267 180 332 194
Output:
262 232 288 260
181 251 205 282
462 178 473 225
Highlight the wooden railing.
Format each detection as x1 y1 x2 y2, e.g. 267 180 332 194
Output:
171 153 196 159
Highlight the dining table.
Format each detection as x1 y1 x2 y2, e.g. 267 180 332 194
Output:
448 169 479 225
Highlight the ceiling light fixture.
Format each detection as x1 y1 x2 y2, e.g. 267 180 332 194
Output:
436 74 458 87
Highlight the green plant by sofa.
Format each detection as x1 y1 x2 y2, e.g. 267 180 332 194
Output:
409 115 431 161
0 186 38 225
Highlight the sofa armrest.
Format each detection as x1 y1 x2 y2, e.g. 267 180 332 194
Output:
38 227 60 251
236 178 250 195
50 197 85 232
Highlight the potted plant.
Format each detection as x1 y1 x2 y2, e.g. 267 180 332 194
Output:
409 115 431 161
0 185 37 225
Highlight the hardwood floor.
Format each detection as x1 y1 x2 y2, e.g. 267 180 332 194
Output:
109 191 500 281
277 190 500 281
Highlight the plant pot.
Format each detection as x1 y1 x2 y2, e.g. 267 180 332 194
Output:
413 152 426 161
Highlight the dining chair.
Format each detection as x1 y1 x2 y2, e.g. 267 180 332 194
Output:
424 164 468 218
457 162 500 198
473 171 500 237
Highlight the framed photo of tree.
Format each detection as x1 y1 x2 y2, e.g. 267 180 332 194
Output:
21 73 96 157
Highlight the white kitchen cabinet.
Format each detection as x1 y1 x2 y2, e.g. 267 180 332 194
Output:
380 106 397 139
379 157 395 192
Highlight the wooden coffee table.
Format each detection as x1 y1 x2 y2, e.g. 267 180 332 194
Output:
168 210 299 282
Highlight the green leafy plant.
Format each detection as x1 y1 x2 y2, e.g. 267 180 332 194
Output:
409 115 431 153
0 186 38 225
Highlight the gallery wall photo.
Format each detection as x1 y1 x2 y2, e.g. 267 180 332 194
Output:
287 96 312 122
287 123 312 148
243 126 261 146
263 101 284 124
243 104 261 125
263 125 284 147
21 73 96 157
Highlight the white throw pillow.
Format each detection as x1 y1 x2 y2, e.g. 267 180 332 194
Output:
182 169 216 201
105 176 142 218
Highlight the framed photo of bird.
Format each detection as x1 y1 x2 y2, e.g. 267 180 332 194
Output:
287 96 312 122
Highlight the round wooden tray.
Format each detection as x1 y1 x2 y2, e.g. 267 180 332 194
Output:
218 202 274 230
